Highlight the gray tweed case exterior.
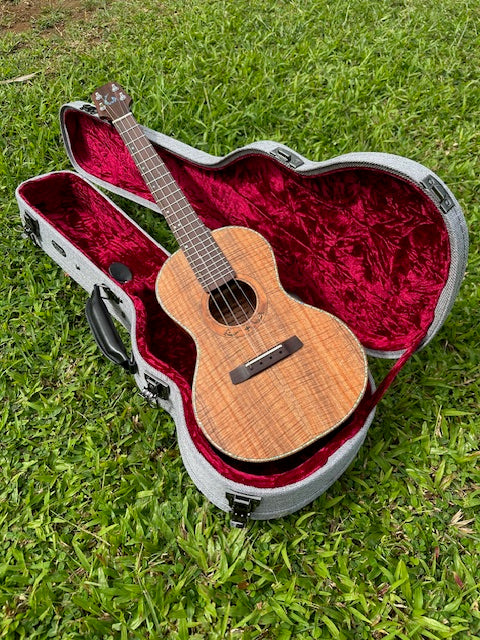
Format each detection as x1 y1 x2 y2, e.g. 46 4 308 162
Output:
15 101 468 523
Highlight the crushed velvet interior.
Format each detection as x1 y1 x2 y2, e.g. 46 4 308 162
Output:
64 109 451 352
20 171 380 488
18 108 451 488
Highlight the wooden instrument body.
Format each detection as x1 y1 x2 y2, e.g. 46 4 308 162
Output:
156 226 368 462
90 82 367 462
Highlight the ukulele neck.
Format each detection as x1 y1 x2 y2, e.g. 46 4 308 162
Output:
112 112 235 291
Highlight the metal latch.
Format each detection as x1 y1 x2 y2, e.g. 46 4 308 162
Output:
23 212 41 246
103 286 122 306
270 147 304 169
80 103 98 115
226 493 261 527
421 175 455 214
141 374 170 405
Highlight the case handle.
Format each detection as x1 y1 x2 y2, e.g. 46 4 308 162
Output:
85 285 136 373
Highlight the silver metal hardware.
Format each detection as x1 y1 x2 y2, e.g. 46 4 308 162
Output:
226 493 261 527
421 175 455 214
23 212 41 246
140 374 170 405
270 147 304 169
80 104 98 115
51 240 66 257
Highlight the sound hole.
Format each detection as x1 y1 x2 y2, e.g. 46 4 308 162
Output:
208 279 257 326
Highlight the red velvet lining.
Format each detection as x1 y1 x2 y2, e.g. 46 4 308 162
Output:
18 108 451 488
64 109 451 352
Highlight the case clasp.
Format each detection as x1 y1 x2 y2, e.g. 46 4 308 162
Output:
80 103 98 116
421 175 455 214
270 147 304 169
226 493 261 527
22 212 41 247
140 374 170 405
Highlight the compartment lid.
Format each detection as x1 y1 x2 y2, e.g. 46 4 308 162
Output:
60 102 468 359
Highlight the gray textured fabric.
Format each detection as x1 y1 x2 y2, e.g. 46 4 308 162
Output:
177 376 377 520
16 106 468 521
61 103 469 360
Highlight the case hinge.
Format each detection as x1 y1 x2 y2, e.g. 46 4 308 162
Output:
22 212 41 246
270 147 304 169
140 374 171 405
226 493 261 527
421 175 455 214
80 103 98 115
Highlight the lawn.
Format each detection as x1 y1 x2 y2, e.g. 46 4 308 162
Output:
1 0 479 638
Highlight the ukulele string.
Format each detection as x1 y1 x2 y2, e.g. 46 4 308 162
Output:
211 266 318 443
118 126 246 333
117 114 315 433
203 263 316 439
115 116 268 356
114 118 259 334
115 114 313 438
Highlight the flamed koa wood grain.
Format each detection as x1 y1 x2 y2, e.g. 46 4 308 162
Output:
156 227 368 462
93 82 368 462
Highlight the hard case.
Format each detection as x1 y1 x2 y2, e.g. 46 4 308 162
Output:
16 101 468 525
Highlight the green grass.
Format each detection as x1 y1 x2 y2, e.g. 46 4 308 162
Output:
1 0 480 637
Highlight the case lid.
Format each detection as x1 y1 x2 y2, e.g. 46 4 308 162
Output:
59 102 468 360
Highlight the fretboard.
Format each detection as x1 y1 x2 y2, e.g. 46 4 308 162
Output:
112 112 235 291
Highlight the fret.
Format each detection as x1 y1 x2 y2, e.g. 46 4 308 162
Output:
196 265 233 278
149 181 181 202
189 235 223 250
127 129 152 143
131 149 161 164
173 224 207 241
182 235 218 254
187 251 231 269
116 122 138 136
140 157 168 175
192 256 233 272
197 273 234 291
185 254 228 272
125 135 148 149
155 183 183 197
162 196 192 213
134 160 170 184
194 257 235 276
173 229 208 246
163 204 202 228
194 271 234 289
189 263 229 277
139 169 184 205
167 214 202 234
150 185 184 204
113 110 235 290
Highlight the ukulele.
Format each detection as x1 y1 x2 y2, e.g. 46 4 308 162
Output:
92 82 368 462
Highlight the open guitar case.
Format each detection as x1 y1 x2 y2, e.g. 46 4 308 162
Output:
16 100 468 526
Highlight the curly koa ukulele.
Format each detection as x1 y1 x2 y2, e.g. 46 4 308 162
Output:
92 82 368 462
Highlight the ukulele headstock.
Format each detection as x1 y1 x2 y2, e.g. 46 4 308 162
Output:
91 82 132 121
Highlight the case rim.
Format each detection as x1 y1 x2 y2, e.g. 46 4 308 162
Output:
15 101 468 522
60 102 468 360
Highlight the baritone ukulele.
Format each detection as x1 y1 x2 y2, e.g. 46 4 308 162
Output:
92 82 368 462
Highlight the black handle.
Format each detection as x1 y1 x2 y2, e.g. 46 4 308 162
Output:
85 285 136 373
